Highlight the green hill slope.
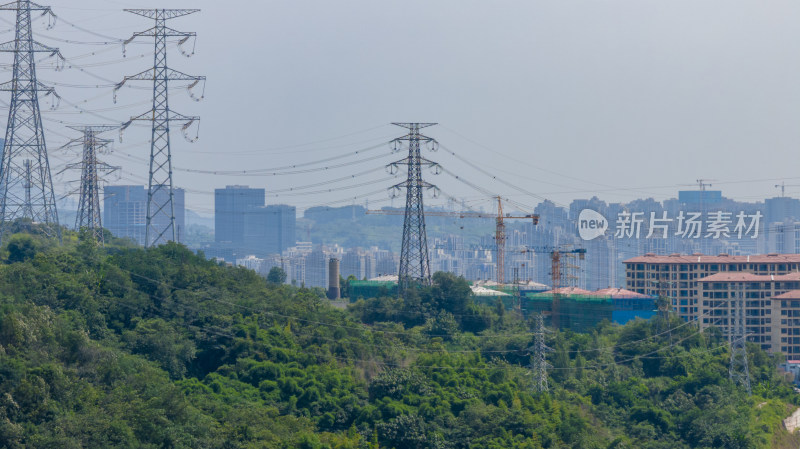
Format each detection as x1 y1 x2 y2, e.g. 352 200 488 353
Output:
0 231 798 448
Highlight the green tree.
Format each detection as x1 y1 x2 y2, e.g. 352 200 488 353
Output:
425 311 459 341
431 272 471 313
552 337 571 382
6 234 38 263
267 266 287 284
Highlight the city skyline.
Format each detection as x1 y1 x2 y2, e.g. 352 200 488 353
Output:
101 179 800 292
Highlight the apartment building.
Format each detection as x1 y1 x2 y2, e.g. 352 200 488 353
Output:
697 272 800 359
625 253 800 321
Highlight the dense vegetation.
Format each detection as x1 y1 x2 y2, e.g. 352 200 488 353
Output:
1 228 799 448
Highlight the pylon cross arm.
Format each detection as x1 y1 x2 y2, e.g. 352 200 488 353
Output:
164 68 205 81
392 180 437 190
393 135 435 142
117 68 203 91
66 124 119 133
391 122 437 129
124 27 194 45
124 9 200 20
94 162 120 172
124 109 198 125
0 40 60 55
0 80 55 94
418 156 440 167
0 1 50 11
162 27 196 38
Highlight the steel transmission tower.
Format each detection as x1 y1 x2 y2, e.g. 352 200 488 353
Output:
22 159 31 217
116 9 205 247
388 123 440 292
0 0 63 243
62 125 119 245
729 284 752 395
529 314 550 393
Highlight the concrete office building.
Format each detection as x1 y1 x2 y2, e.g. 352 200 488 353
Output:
214 185 265 245
104 185 147 245
104 185 185 245
765 197 800 227
243 204 296 256
760 220 800 255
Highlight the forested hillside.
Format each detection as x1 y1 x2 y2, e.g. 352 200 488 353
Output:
1 229 799 448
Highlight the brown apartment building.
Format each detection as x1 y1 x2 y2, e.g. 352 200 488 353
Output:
625 253 800 359
625 253 800 320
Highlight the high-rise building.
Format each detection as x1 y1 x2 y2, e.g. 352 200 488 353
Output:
697 272 800 359
243 204 296 256
104 185 146 245
236 255 263 272
760 220 800 255
103 185 185 245
375 252 398 278
342 249 366 280
305 247 329 288
678 190 723 206
765 197 800 226
214 185 265 244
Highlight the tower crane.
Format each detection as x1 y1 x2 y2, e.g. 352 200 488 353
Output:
775 182 800 198
519 246 586 329
366 196 539 286
494 197 540 285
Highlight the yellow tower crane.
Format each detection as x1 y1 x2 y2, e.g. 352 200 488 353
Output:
519 246 586 329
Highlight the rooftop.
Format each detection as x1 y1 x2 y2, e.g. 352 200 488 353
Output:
773 290 800 300
698 272 800 283
625 253 800 264
538 287 592 296
368 275 399 282
588 288 651 298
473 280 550 290
471 286 511 297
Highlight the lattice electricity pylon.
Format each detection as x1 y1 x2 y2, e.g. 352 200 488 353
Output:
22 159 31 217
387 123 441 292
0 0 63 243
529 313 551 393
115 9 205 248
61 125 119 245
728 285 752 395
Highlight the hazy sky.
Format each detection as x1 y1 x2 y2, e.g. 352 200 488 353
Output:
20 0 800 214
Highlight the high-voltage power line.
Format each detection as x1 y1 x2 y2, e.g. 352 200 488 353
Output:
0 0 62 243
116 8 205 248
61 125 119 245
388 122 440 292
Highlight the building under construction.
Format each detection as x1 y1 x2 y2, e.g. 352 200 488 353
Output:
347 274 656 332
522 287 657 332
